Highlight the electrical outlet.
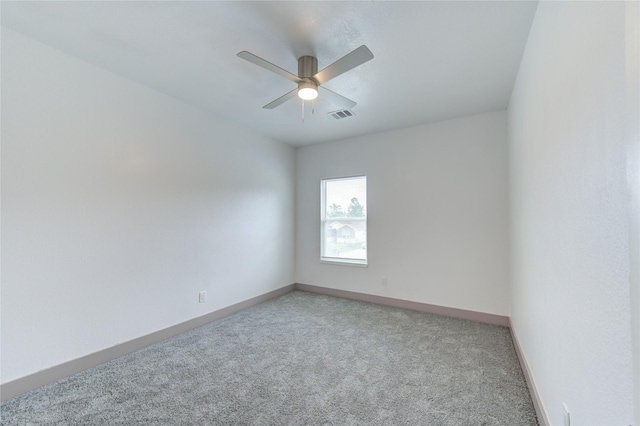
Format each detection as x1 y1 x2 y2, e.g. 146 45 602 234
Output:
198 291 206 303
381 276 388 286
563 403 570 426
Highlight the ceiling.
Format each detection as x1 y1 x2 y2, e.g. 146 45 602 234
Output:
1 1 538 147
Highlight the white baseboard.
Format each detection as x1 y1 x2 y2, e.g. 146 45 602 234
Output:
509 319 550 426
295 283 510 326
2 281 545 426
0 284 296 401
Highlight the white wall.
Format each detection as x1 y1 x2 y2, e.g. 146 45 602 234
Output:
508 2 636 425
296 111 510 316
628 2 640 423
1 29 295 384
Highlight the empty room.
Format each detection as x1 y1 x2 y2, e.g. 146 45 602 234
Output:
1 1 638 425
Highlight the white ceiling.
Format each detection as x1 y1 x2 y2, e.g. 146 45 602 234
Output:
2 1 538 147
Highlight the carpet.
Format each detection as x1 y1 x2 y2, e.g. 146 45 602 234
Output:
1 290 538 425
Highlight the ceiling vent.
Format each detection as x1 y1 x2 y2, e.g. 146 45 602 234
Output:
329 109 355 120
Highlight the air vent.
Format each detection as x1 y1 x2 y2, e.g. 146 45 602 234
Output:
329 109 355 120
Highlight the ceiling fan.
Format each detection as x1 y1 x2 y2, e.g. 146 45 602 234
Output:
237 45 374 110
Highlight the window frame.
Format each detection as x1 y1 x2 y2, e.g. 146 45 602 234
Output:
320 175 368 267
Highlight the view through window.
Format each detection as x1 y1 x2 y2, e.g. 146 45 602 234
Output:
321 176 367 265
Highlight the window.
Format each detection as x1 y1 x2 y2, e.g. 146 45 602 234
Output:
321 176 367 265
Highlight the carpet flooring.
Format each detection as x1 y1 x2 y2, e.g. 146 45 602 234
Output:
1 290 538 425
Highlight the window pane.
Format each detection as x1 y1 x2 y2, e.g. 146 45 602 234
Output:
321 176 367 264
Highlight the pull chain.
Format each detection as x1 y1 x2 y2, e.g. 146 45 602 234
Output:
312 99 315 115
301 99 304 122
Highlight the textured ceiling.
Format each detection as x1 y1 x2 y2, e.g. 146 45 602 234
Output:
1 1 538 146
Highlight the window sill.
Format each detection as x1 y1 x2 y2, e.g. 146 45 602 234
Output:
320 258 368 267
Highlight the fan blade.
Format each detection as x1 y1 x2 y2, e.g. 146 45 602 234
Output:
263 89 298 109
319 87 357 109
312 45 374 85
237 51 301 83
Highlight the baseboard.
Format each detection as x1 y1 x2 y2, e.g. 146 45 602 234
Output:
0 284 296 402
509 319 550 426
294 283 510 327
2 282 539 419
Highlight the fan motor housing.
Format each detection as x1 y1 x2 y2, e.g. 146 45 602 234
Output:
298 56 318 79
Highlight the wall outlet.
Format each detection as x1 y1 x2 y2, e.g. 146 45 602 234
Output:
198 291 206 303
381 276 388 286
563 403 570 426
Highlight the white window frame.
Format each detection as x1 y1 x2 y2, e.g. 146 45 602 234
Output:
320 175 368 267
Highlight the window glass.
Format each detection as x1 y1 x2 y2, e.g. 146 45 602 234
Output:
321 176 367 265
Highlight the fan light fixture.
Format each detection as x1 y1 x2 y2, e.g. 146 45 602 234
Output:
298 81 318 100
237 46 374 110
